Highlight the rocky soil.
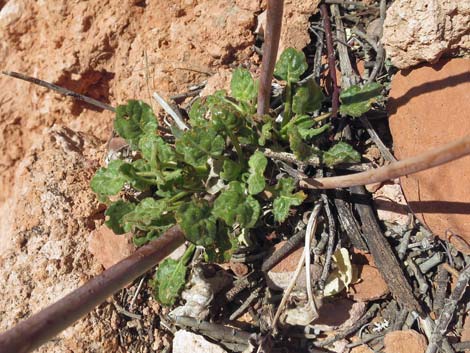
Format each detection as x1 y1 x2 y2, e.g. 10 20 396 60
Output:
1 0 469 352
0 1 315 351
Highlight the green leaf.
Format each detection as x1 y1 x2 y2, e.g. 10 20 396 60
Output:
288 126 314 160
90 159 128 197
153 255 188 306
273 177 307 222
175 126 225 168
259 121 273 146
119 161 154 191
122 198 171 232
211 105 243 132
114 100 158 148
153 243 195 306
220 159 242 181
292 79 324 114
230 68 258 103
213 181 260 228
247 151 267 195
274 47 308 83
281 115 330 140
339 82 383 117
133 231 160 246
105 200 136 234
205 229 238 263
323 142 361 167
188 98 208 127
175 199 217 247
138 133 176 167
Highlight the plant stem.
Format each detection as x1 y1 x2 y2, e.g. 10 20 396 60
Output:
168 191 191 203
257 0 284 116
0 226 185 353
300 134 470 189
227 130 245 164
282 81 293 126
319 4 340 118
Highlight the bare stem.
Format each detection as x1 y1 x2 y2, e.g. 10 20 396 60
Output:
2 71 115 112
300 134 470 189
257 0 284 116
0 226 185 353
320 4 340 118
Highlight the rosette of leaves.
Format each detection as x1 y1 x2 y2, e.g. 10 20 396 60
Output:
90 48 371 306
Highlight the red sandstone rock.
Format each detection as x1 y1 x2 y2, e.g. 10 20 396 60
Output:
383 330 427 353
388 59 470 248
348 265 389 302
89 225 135 269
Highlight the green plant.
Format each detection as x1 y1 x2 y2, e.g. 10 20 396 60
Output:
90 48 381 305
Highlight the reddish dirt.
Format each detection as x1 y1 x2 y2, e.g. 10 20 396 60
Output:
0 1 320 351
388 58 470 246
0 126 122 352
0 0 263 204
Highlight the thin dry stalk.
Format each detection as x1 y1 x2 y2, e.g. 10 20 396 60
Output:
0 226 185 353
257 0 284 116
272 204 322 331
2 71 115 112
300 135 470 189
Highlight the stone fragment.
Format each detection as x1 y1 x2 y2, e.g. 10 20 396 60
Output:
266 242 322 290
382 0 470 68
312 299 367 331
373 183 409 226
348 265 389 302
173 330 228 353
350 345 373 353
388 58 470 246
88 225 136 269
383 330 427 353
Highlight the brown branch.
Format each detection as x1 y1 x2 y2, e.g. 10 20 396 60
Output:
257 0 284 116
351 186 423 313
300 134 470 189
0 226 185 353
319 4 340 118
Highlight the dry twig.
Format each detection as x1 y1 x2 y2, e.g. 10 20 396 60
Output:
301 135 470 189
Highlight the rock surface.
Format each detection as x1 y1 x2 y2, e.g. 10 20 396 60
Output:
0 0 261 204
383 330 427 353
0 126 122 352
88 225 135 269
173 330 228 353
349 264 389 302
383 0 470 69
279 0 321 55
388 58 470 246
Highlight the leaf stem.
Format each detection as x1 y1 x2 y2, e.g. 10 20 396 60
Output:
168 191 191 203
181 243 196 265
282 81 293 127
227 130 245 164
